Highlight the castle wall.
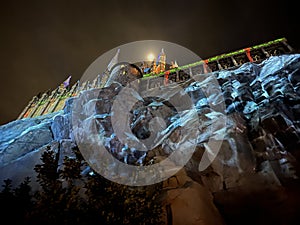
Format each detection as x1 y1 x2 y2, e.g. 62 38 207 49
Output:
17 74 102 120
17 38 293 120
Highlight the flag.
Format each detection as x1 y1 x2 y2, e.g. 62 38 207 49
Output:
63 75 72 88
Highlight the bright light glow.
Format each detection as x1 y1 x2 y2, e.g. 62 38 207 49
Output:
147 53 155 61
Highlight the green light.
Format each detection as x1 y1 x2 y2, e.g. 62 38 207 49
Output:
142 37 287 79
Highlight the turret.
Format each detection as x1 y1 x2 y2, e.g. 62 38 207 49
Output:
41 88 59 115
158 48 166 73
17 96 38 119
29 92 49 118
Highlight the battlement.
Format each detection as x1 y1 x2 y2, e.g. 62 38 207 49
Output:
17 75 103 120
17 37 294 120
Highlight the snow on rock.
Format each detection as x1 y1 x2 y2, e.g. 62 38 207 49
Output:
0 53 300 224
0 112 60 167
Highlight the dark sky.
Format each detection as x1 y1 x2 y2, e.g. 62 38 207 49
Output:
0 0 299 125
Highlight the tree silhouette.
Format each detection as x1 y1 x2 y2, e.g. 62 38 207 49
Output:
1 145 164 225
0 177 33 225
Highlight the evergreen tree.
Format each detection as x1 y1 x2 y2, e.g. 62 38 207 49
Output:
0 177 33 225
84 168 164 225
30 145 65 225
0 179 16 222
58 146 88 225
13 177 33 224
1 145 164 225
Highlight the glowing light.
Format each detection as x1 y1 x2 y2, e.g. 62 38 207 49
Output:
147 53 155 61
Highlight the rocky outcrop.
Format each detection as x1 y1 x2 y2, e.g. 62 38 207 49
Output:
1 54 300 224
158 155 226 225
0 112 58 167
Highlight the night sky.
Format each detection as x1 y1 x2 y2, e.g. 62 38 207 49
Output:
0 0 299 125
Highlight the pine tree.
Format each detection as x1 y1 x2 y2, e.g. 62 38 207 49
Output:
0 177 33 225
0 179 16 222
1 144 165 225
84 168 164 225
30 145 65 225
14 177 33 224
58 146 88 225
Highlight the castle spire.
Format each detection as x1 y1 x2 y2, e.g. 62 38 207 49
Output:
107 48 120 72
63 75 72 88
101 49 120 87
157 48 166 73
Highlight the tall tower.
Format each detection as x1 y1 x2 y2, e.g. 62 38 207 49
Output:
102 49 120 87
157 48 166 73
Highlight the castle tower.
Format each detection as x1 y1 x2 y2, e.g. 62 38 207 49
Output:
157 48 166 73
102 49 120 87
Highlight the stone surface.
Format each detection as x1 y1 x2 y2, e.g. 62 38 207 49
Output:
1 54 300 224
162 166 226 225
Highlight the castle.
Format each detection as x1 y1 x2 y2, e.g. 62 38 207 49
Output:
17 37 293 120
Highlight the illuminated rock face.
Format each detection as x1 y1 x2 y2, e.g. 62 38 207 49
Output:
0 54 300 224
